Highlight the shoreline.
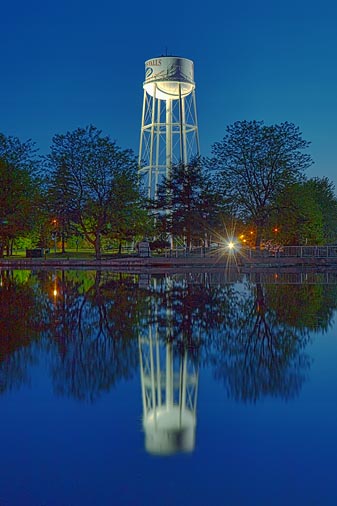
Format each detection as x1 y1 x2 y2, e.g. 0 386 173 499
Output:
1 254 337 273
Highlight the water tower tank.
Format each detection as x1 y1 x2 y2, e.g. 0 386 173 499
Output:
143 56 195 100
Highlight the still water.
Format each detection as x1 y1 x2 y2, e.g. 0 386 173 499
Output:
1 269 337 506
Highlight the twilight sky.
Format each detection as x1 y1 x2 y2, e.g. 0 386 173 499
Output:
1 0 337 186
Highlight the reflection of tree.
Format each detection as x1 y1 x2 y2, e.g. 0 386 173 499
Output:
50 332 138 402
0 271 42 392
143 273 228 351
2 269 337 406
207 281 313 402
265 283 337 333
140 275 320 403
0 271 40 351
38 270 91 359
0 270 142 402
82 271 144 340
0 347 36 393
47 271 142 402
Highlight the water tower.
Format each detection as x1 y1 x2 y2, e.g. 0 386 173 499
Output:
138 56 200 200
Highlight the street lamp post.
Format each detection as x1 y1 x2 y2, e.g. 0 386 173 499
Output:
51 232 57 253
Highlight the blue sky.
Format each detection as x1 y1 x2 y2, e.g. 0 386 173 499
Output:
1 0 337 186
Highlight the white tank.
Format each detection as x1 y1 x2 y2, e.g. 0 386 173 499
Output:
144 56 195 100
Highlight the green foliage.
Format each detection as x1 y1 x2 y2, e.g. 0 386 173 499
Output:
13 236 35 251
0 159 41 256
271 177 337 245
271 182 323 245
45 125 151 258
209 120 313 247
0 132 45 254
155 159 226 247
0 121 335 252
304 177 337 243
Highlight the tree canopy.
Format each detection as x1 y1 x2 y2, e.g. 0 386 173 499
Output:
270 177 337 245
305 177 337 243
0 133 41 256
1 119 337 254
209 120 313 247
155 160 227 248
0 133 38 174
45 125 149 258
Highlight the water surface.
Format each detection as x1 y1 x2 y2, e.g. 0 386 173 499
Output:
1 269 337 505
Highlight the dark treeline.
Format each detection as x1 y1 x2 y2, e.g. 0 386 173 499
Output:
1 270 336 403
1 120 337 258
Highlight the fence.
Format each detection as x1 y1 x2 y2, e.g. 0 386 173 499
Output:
163 245 337 260
248 245 337 259
164 246 208 258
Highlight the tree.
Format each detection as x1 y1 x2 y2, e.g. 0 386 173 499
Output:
0 133 41 255
155 159 225 248
45 125 147 259
0 132 38 174
270 182 323 245
0 159 40 256
271 176 337 245
44 162 79 253
103 169 153 253
304 177 337 243
209 121 313 247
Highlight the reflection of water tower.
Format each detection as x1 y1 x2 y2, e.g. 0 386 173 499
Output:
139 324 199 455
138 56 200 200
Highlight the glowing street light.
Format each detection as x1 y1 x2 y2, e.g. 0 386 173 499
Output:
224 239 240 254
